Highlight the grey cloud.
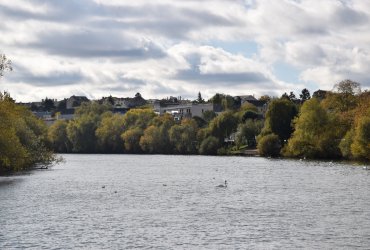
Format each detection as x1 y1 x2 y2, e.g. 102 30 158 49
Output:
87 4 239 39
0 2 87 23
117 76 146 87
332 6 368 26
0 0 99 22
8 65 84 86
175 66 270 86
295 25 328 36
27 31 166 59
1 1 239 40
0 4 49 21
173 50 272 87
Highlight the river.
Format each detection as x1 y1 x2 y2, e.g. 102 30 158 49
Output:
1 155 369 249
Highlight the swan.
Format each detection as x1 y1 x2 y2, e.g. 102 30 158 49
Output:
216 180 227 188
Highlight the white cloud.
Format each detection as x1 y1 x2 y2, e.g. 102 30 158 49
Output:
1 0 370 102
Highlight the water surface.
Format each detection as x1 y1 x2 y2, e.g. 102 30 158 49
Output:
1 155 369 249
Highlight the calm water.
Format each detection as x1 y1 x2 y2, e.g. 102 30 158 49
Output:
0 155 370 249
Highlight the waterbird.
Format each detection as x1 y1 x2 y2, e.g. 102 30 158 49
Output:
102 185 105 189
216 180 227 188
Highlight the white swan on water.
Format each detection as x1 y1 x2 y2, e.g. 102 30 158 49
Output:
216 180 227 188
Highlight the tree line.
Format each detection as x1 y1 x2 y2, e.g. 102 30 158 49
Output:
47 100 263 155
1 53 369 173
20 79 370 164
258 80 370 161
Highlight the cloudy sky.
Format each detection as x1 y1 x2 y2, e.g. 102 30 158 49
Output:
1 0 370 101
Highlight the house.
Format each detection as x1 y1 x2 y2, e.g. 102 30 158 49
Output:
56 109 75 121
238 95 257 102
33 111 52 119
237 95 268 115
244 100 268 115
100 93 147 109
66 95 90 109
153 100 216 120
312 89 328 100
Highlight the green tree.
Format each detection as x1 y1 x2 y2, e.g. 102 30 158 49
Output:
41 97 56 112
339 129 355 159
208 111 238 143
209 93 223 105
235 119 263 148
334 79 361 95
260 98 298 143
122 108 156 129
288 91 297 102
242 110 259 122
300 88 311 102
121 127 144 153
1 92 55 173
48 120 71 153
140 114 175 154
56 99 67 111
281 92 290 100
199 136 220 155
139 125 163 153
75 101 111 117
202 110 217 123
221 95 240 110
196 92 205 103
351 113 370 160
283 98 342 159
0 94 27 172
95 114 125 153
67 114 100 153
169 119 198 154
107 95 114 105
236 102 259 122
257 133 281 157
259 95 271 102
322 80 361 113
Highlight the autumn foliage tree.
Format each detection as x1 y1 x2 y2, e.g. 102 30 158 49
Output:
258 98 298 155
0 93 55 173
283 98 342 159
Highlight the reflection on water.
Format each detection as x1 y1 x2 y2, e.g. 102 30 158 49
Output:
0 155 369 249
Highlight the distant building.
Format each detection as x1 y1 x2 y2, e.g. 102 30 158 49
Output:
100 93 147 109
33 111 52 119
244 100 268 115
112 108 129 115
154 101 216 120
66 95 90 109
56 109 75 121
17 101 43 111
312 89 328 100
237 95 268 115
238 95 257 102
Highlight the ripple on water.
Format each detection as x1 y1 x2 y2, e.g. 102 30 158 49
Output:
0 154 369 249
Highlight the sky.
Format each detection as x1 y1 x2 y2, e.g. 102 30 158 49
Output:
1 0 370 102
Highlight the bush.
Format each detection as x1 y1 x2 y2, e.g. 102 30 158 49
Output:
199 136 220 155
257 133 281 157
